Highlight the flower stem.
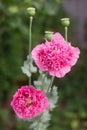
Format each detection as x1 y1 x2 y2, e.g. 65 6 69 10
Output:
65 26 68 41
37 115 42 130
46 76 55 93
29 16 33 85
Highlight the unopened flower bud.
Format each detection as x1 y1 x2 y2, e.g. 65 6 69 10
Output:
61 18 70 27
45 31 54 41
27 7 35 16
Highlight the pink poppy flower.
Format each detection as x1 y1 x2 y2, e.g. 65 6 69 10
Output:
11 85 50 119
32 32 80 78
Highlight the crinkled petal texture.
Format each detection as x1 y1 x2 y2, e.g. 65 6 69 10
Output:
32 32 80 78
11 86 50 119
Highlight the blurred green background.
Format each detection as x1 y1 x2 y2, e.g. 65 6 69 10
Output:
0 0 87 130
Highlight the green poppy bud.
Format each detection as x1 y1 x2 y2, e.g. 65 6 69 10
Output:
45 31 54 41
27 7 35 16
61 18 70 27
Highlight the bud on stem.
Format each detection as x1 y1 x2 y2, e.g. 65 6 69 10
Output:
27 7 36 85
27 7 36 16
61 18 70 41
61 18 70 27
44 31 54 41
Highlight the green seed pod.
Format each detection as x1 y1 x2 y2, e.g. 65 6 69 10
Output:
27 7 35 16
61 18 70 27
44 31 54 41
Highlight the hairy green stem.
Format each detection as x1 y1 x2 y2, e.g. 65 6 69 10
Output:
46 76 55 93
37 115 42 130
41 72 48 90
65 26 68 41
29 16 33 85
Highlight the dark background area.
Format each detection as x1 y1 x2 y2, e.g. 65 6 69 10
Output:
0 0 87 130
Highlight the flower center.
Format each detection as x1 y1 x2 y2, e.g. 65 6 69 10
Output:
27 98 33 107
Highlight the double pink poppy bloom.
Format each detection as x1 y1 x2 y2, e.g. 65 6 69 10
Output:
11 86 50 119
32 33 80 78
